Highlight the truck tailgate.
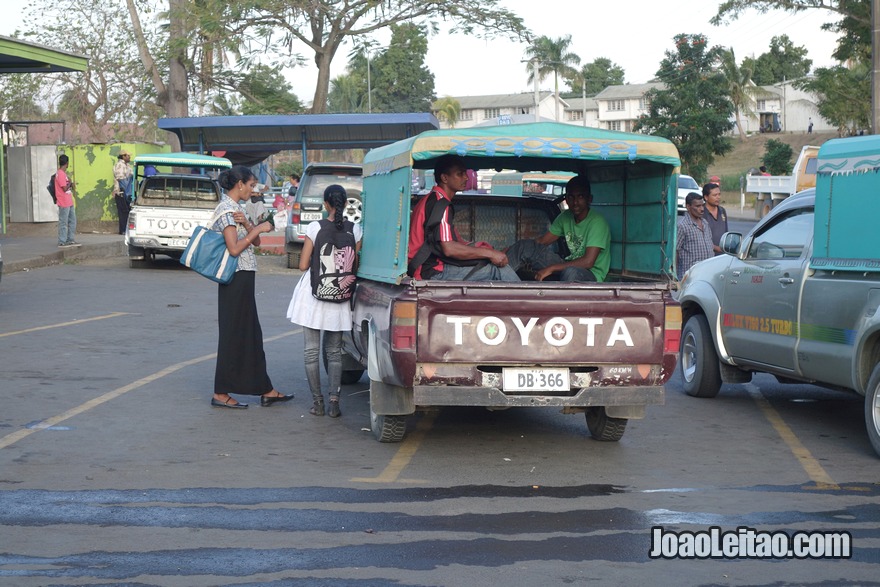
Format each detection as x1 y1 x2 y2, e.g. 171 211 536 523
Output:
132 206 212 238
415 282 669 365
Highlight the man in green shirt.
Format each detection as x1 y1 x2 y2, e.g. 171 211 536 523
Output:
506 175 611 282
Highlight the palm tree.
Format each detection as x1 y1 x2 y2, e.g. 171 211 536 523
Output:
328 73 365 113
524 35 581 121
433 96 461 128
720 48 757 141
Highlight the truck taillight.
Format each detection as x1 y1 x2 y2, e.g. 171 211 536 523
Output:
391 301 417 351
664 305 682 353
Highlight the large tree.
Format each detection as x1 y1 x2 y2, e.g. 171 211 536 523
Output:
524 35 580 121
744 34 812 85
369 23 435 113
20 0 156 141
568 57 625 97
243 0 527 113
635 34 733 180
0 74 47 120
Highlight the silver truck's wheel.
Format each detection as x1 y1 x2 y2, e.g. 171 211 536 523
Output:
585 407 627 441
287 250 301 269
864 363 880 457
370 408 406 443
341 370 365 385
681 314 722 398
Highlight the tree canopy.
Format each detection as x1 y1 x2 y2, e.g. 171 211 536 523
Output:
744 35 812 85
19 0 157 141
568 58 625 97
369 23 435 113
797 63 871 134
635 34 733 180
242 0 527 113
238 65 305 115
712 0 869 63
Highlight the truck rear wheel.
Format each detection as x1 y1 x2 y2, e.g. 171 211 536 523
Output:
341 370 365 384
681 314 722 398
287 250 301 269
864 363 880 457
585 407 627 441
370 409 406 443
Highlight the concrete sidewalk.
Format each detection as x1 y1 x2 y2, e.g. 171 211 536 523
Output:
0 223 126 274
0 222 287 275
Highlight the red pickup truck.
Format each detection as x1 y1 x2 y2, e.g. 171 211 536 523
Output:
342 123 683 442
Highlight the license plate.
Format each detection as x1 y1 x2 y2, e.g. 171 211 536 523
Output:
300 212 323 221
502 368 570 392
169 238 189 248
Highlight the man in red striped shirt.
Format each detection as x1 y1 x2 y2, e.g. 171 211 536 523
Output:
407 154 519 281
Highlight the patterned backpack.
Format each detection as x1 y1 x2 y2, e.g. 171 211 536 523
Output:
310 219 357 303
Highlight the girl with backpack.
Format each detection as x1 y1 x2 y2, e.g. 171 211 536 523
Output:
286 185 362 418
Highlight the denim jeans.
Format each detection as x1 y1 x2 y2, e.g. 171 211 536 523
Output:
436 261 520 282
303 327 342 399
57 205 77 244
506 239 597 282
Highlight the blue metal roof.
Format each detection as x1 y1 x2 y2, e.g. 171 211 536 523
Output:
157 113 440 153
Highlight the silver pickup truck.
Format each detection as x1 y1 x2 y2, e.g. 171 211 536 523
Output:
678 135 880 456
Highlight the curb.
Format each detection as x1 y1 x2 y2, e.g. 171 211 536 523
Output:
5 241 126 274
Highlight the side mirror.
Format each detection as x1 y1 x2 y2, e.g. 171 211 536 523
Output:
720 232 742 255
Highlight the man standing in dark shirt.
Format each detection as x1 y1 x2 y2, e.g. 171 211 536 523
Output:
701 182 728 255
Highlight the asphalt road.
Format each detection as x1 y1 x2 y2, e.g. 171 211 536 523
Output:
0 257 877 586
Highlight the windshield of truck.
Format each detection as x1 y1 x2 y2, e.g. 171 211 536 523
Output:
301 170 362 201
139 176 219 204
678 175 699 190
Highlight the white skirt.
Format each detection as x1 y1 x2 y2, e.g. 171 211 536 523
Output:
286 271 353 332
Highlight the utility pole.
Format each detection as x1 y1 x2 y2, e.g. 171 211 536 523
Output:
533 58 540 122
874 0 879 133
366 49 372 114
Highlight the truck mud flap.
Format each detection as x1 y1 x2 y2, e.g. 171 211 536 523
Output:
370 379 414 416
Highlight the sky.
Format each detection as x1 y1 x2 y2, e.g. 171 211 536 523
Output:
0 0 843 106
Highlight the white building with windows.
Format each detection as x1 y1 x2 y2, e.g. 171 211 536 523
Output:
746 81 833 135
433 92 567 129
591 82 663 132
434 79 833 135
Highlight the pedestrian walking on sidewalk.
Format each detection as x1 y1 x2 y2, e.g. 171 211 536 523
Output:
55 154 80 248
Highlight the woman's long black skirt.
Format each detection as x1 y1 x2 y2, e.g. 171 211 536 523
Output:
214 270 274 395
